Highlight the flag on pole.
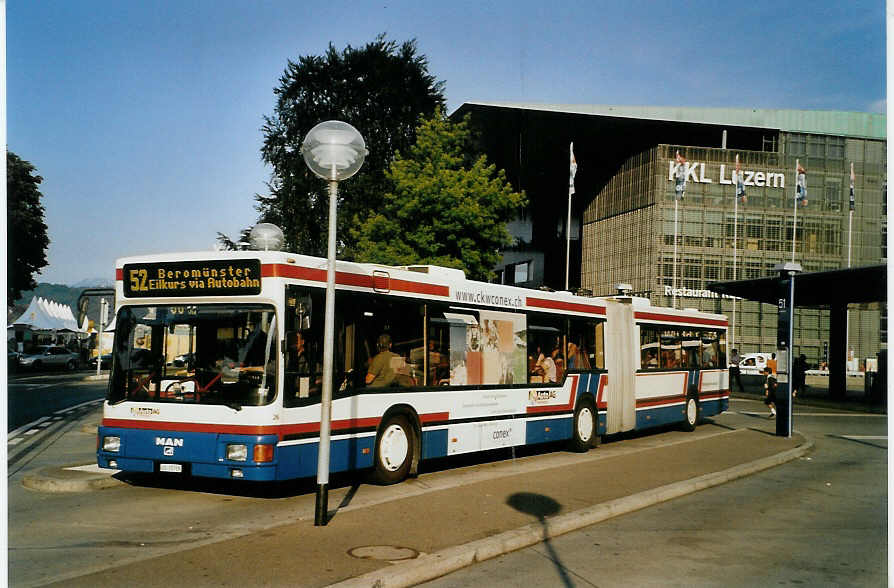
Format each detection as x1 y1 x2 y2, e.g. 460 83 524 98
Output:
796 162 808 207
849 162 855 212
569 142 577 196
734 154 746 204
674 150 687 200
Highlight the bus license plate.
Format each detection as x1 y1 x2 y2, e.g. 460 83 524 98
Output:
159 463 183 473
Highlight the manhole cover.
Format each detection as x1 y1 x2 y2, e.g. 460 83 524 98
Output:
348 545 420 562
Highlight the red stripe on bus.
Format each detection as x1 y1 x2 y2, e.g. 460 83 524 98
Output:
699 392 729 401
636 395 686 408
526 297 606 315
262 263 449 297
104 410 452 439
116 268 123 281
102 418 278 436
634 311 727 327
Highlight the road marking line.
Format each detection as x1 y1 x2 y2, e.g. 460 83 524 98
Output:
53 398 104 415
8 416 50 438
840 435 887 440
24 429 41 436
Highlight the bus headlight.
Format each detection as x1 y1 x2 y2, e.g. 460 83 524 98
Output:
226 444 248 461
102 436 121 453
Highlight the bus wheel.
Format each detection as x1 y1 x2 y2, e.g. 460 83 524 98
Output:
373 414 414 485
570 397 597 452
683 394 699 432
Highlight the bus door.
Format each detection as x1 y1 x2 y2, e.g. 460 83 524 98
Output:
603 299 636 433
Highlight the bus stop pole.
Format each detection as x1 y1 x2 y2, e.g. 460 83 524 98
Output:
774 262 800 438
315 177 338 526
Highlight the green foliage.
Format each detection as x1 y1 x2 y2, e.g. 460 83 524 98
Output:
351 113 526 281
253 34 446 258
7 151 50 301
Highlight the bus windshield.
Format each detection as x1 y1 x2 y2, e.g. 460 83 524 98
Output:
108 304 277 408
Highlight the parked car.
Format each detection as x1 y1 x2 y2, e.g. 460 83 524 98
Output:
738 352 773 376
87 353 113 369
8 351 21 373
18 345 80 371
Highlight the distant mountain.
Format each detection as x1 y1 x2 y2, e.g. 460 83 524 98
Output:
11 283 84 318
71 278 115 288
10 282 115 328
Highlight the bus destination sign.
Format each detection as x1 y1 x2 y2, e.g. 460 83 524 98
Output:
123 259 262 298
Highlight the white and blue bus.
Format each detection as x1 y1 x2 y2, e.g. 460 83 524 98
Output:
97 250 729 484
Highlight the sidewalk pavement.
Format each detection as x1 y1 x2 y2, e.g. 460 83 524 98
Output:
733 372 887 415
25 401 811 588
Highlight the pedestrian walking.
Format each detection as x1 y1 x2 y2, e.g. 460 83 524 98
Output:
792 354 808 398
762 366 777 418
767 352 777 376
729 348 745 393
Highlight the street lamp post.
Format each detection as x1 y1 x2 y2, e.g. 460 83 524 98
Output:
300 120 367 527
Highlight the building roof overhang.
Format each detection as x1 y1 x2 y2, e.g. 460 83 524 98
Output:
708 264 887 308
454 102 886 140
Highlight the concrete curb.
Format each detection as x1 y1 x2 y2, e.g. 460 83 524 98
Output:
330 437 814 588
22 464 125 493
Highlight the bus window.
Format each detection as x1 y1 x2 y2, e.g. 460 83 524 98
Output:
284 287 323 406
109 304 277 407
682 331 701 368
640 326 659 369
427 311 453 386
436 308 526 386
593 320 605 369
717 330 728 367
528 314 564 383
349 295 424 388
660 330 681 369
568 319 595 371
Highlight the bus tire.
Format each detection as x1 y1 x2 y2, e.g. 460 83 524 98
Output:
570 397 597 452
372 414 414 485
683 394 699 432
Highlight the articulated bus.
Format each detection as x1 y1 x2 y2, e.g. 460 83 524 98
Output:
97 250 729 484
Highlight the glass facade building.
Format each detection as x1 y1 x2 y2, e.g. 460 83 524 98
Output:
454 103 886 366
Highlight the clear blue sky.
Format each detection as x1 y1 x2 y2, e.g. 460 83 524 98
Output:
8 0 886 285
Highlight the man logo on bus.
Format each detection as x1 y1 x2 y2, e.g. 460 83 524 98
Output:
155 437 184 447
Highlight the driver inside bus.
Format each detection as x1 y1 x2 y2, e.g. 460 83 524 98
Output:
366 333 412 387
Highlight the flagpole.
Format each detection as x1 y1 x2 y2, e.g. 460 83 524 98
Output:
673 198 678 309
731 155 740 352
730 188 739 349
847 162 854 268
566 142 576 291
671 151 686 309
565 141 577 291
791 159 799 263
846 162 854 372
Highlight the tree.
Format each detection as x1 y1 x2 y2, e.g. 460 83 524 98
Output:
351 112 526 281
253 35 446 257
7 151 50 301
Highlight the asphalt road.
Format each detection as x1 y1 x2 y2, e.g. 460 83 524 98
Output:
6 390 885 587
422 397 888 587
7 371 108 432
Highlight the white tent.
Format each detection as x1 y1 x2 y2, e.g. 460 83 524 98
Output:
12 297 84 332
